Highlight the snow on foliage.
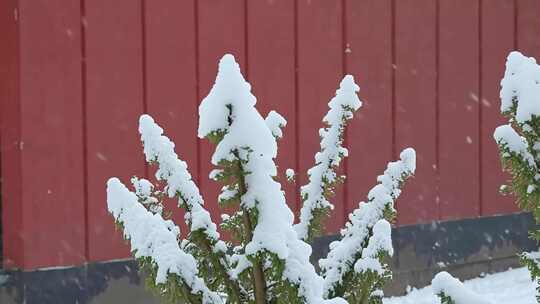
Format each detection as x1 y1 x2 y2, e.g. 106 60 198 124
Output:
286 168 296 182
354 219 393 275
500 51 540 123
432 272 492 304
198 54 277 166
320 148 416 299
295 75 362 242
386 267 535 304
106 52 419 304
131 176 163 214
198 54 346 304
495 51 540 303
265 110 287 139
139 114 224 247
494 124 537 169
106 178 223 304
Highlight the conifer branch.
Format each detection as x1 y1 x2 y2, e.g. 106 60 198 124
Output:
295 76 362 242
106 178 223 304
198 54 347 304
494 51 540 303
432 272 492 304
106 53 421 304
320 148 415 302
138 115 241 301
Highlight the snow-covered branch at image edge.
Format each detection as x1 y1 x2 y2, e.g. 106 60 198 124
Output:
105 53 417 304
493 51 540 303
422 51 540 304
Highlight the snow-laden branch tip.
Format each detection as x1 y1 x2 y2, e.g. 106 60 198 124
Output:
131 176 163 215
139 114 224 248
500 51 540 123
198 54 278 165
198 54 347 304
353 219 393 276
286 168 296 182
295 75 362 241
494 124 537 169
432 272 492 304
106 178 223 304
265 110 287 139
320 148 416 297
495 51 540 303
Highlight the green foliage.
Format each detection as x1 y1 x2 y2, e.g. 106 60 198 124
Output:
495 84 540 302
325 167 413 303
497 101 540 216
339 266 390 304
437 292 456 304
300 104 355 243
109 74 411 304
116 136 413 304
327 228 394 302
303 204 332 244
521 253 540 303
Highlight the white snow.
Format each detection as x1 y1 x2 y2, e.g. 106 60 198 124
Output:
354 257 385 276
131 177 153 198
198 54 277 166
295 75 363 241
353 219 394 276
265 110 287 139
500 51 540 123
523 251 540 271
139 114 225 250
320 148 416 297
218 185 238 203
362 219 394 259
384 267 536 304
106 178 223 304
197 54 346 304
493 124 536 168
286 168 296 182
431 272 493 304
352 219 393 276
524 251 540 261
229 253 252 280
130 177 162 214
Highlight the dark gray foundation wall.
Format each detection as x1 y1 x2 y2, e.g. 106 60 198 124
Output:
0 212 536 304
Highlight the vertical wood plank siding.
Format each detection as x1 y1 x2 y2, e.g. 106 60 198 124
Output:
1 0 538 268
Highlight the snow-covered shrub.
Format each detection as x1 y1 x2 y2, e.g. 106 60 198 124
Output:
493 51 540 303
294 75 362 242
106 54 416 304
320 148 415 302
431 51 540 304
431 272 492 304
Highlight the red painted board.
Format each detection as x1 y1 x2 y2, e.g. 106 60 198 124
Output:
85 0 145 261
517 0 540 59
197 0 246 226
345 0 393 217
481 0 518 216
0 0 23 269
438 0 480 220
144 0 198 236
16 0 86 269
247 1 298 214
297 0 345 233
394 0 438 225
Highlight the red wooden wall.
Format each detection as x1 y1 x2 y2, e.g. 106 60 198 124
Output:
1 0 540 270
